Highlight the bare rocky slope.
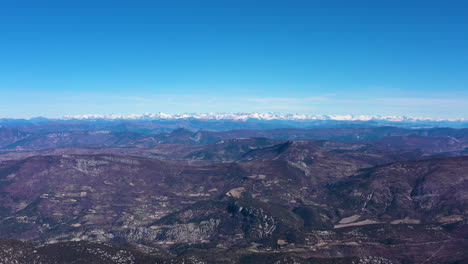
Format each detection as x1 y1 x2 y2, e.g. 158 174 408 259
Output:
0 125 466 263
0 154 466 263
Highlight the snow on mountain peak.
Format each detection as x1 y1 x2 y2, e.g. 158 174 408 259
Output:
59 113 467 122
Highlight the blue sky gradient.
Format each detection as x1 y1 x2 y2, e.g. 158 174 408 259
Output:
0 0 467 118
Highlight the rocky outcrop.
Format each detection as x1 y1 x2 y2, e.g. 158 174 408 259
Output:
122 218 220 244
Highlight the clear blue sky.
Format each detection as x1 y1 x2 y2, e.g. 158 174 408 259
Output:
0 0 467 118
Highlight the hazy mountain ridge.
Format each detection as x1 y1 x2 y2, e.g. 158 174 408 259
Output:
2 114 468 134
58 113 468 122
2 125 468 150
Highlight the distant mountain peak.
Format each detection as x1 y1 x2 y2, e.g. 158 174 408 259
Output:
59 112 466 122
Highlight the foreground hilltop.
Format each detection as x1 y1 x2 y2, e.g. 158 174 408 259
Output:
0 154 466 263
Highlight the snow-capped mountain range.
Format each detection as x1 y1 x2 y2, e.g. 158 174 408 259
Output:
60 113 467 122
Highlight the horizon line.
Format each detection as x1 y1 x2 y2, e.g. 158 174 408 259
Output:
1 112 467 122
